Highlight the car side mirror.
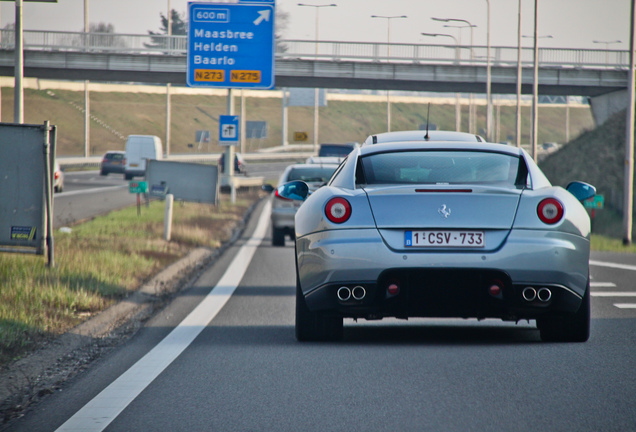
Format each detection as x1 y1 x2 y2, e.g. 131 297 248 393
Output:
262 184 274 193
566 181 596 202
276 181 309 201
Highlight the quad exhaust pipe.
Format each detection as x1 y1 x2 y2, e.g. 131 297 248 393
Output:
522 286 552 303
337 285 366 302
337 286 351 301
352 286 366 301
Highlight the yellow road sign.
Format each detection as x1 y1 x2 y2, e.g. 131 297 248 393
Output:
294 132 308 142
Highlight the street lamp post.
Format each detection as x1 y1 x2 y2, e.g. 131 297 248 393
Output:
298 3 337 152
593 39 622 65
516 0 522 148
422 32 461 132
485 0 492 142
532 0 539 162
166 0 172 157
431 17 478 133
371 14 407 132
84 0 90 156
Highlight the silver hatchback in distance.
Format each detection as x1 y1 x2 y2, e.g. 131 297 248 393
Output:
269 163 339 246
277 136 596 343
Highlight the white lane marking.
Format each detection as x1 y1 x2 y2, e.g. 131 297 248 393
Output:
590 260 636 272
56 200 272 432
591 292 636 297
590 282 616 288
56 185 127 197
614 304 636 309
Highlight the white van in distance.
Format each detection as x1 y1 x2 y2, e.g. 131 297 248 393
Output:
124 135 163 180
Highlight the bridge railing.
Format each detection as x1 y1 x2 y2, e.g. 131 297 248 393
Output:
0 29 628 69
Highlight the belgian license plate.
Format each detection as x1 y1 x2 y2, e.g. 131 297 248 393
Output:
405 230 485 248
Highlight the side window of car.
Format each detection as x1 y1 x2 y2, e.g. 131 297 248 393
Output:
515 157 531 189
354 158 366 186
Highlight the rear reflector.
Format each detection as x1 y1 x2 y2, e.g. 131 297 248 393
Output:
415 189 472 193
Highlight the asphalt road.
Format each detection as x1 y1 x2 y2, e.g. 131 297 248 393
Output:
10 199 636 432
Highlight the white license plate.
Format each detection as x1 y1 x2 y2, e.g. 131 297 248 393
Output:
405 230 485 248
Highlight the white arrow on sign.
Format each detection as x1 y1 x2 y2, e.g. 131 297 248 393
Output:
253 9 271 26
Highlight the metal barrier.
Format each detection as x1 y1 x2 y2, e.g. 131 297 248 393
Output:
0 29 628 69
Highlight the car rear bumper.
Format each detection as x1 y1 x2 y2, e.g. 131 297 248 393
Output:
296 228 590 320
125 169 145 177
271 206 297 229
102 165 125 173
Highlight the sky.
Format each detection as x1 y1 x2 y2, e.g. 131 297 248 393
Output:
0 0 629 50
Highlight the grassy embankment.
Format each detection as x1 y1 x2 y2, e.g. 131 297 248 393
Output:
540 108 636 242
0 86 593 156
0 192 260 366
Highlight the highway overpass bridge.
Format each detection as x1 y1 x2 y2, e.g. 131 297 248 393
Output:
0 30 630 123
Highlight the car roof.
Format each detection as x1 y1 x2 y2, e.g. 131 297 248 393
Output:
104 150 125 154
363 130 485 146
358 140 525 157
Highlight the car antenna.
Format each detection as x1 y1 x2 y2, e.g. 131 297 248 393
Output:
424 103 431 140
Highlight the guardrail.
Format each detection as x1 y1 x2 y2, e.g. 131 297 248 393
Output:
58 152 314 169
0 29 628 69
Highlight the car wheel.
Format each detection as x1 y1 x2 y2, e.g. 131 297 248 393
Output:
100 170 107 176
537 282 590 342
272 227 285 246
125 173 132 180
295 274 343 342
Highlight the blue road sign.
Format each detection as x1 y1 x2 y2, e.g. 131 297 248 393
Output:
187 2 275 89
219 115 240 145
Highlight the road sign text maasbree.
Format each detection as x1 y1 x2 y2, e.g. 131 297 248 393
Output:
187 2 275 89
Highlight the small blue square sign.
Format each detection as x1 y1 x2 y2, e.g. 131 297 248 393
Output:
219 115 240 145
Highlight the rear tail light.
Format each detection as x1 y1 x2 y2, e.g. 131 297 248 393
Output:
537 198 564 224
54 171 60 180
275 189 291 201
325 197 351 223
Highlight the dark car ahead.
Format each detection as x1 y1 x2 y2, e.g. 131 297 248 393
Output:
100 151 126 176
318 142 359 158
218 152 247 174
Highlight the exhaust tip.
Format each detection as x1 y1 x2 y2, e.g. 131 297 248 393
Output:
352 285 366 301
337 286 351 302
537 287 552 302
522 287 537 302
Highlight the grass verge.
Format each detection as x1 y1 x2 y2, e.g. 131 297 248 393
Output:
0 191 261 366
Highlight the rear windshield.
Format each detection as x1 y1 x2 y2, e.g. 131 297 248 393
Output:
106 153 124 161
287 166 337 183
359 150 522 187
319 144 353 157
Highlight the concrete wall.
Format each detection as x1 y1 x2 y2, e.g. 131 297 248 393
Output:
589 89 628 126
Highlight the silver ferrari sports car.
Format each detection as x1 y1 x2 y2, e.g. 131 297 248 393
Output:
278 131 596 342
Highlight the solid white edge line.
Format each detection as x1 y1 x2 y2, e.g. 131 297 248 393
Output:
56 200 272 432
614 304 636 309
589 260 636 272
591 292 636 297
